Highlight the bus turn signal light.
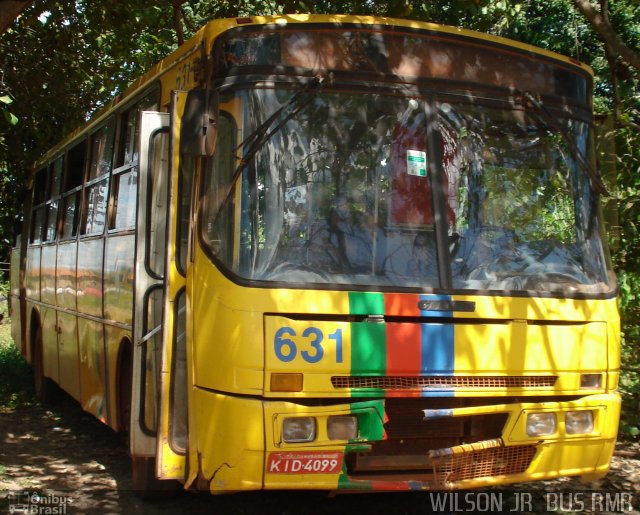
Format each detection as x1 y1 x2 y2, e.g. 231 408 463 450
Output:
580 373 602 389
271 373 303 392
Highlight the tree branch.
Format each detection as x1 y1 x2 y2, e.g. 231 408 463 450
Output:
172 0 185 46
572 0 640 71
600 0 609 25
616 119 640 132
604 37 621 122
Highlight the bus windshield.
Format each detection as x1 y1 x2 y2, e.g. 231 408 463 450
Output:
202 86 611 294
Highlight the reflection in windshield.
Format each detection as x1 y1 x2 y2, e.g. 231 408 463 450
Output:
439 103 610 293
202 88 611 294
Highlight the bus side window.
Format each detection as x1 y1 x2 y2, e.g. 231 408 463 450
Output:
44 157 63 242
30 167 47 244
61 192 80 239
88 119 115 182
30 206 45 244
148 129 170 277
112 170 137 230
112 105 140 231
202 112 236 266
82 119 114 236
111 88 160 232
61 140 86 239
142 286 163 433
118 88 160 168
83 180 109 235
177 156 194 275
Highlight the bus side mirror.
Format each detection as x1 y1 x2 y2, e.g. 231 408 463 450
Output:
181 89 218 156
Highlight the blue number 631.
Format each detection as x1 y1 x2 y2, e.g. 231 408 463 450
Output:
274 326 343 364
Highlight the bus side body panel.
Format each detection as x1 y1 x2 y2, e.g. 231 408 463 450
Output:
76 239 103 317
25 246 41 303
104 234 135 325
56 241 78 310
57 311 81 400
78 318 108 422
40 245 57 305
40 306 59 384
37 244 59 384
55 240 82 400
77 237 106 423
10 245 24 354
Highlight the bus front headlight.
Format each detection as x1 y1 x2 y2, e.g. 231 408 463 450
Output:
282 417 316 443
327 415 358 440
565 411 594 434
526 413 557 437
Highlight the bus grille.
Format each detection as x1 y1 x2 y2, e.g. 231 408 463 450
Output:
344 399 536 487
331 375 557 389
432 445 537 486
347 444 537 488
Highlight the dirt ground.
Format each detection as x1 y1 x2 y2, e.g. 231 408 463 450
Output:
1 395 639 515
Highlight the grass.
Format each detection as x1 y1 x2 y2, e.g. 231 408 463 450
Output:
0 317 36 409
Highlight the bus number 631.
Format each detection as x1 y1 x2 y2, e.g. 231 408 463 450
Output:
274 327 343 364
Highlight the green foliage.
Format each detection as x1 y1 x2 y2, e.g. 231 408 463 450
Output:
618 271 640 438
0 318 35 409
0 95 18 126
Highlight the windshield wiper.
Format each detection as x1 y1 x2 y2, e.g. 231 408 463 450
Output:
518 90 608 196
211 74 330 223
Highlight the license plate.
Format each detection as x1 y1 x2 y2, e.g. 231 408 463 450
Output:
267 451 343 474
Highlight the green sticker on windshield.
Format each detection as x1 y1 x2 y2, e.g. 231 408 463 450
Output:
406 150 427 177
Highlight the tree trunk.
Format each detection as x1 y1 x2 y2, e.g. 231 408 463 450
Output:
572 0 640 71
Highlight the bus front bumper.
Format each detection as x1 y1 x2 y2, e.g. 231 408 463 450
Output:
190 389 620 493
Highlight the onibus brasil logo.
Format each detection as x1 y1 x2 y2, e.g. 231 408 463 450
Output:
8 491 74 514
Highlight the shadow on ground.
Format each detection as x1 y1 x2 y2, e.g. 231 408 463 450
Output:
1 394 638 514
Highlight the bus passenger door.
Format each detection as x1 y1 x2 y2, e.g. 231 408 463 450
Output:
153 91 194 480
131 111 171 469
133 91 209 482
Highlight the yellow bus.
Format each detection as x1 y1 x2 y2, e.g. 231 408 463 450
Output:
10 14 620 495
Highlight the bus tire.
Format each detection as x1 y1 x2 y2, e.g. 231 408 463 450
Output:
131 456 181 499
32 322 58 404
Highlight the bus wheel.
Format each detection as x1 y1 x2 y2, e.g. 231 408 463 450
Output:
131 456 181 499
32 324 58 403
